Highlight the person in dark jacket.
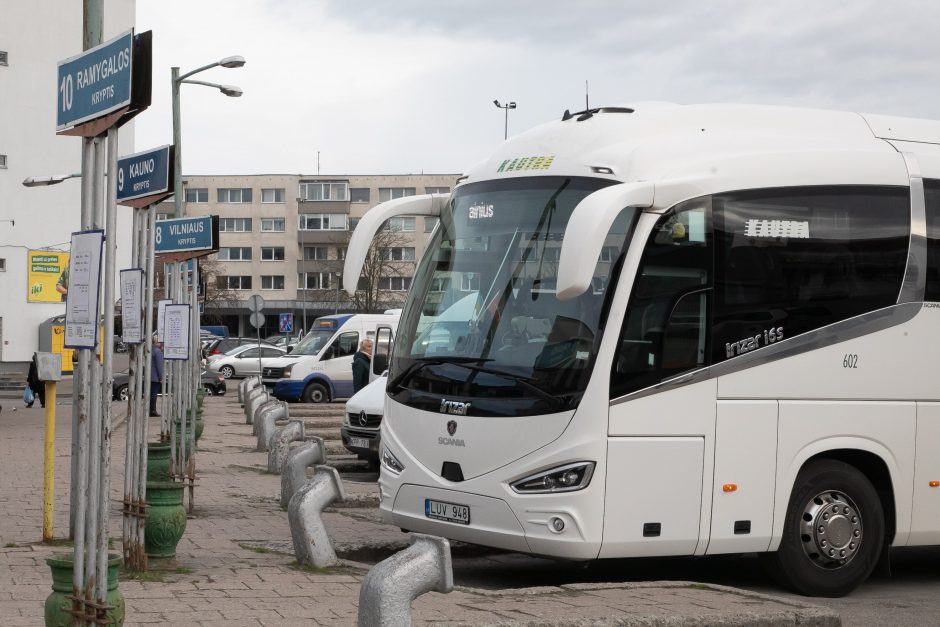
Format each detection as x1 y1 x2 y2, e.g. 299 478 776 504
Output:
26 354 45 408
150 338 165 417
351 338 373 394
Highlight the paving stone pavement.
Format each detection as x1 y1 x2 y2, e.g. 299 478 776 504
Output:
0 392 841 626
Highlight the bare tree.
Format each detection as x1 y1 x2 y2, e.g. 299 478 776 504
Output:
199 257 237 323
349 226 415 313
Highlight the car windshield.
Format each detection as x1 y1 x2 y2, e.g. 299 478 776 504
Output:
290 329 336 356
388 176 635 417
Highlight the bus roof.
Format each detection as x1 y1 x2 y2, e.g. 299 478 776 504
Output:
461 102 940 207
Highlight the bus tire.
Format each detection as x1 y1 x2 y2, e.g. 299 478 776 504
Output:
768 458 884 597
302 382 329 404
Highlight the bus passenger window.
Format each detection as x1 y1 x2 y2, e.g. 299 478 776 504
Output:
611 202 712 398
925 179 940 301
712 186 909 361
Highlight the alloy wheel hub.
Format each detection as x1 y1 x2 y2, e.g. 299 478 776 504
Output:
800 490 863 569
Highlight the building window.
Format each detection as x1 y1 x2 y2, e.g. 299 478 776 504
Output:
261 275 285 290
217 188 253 203
382 247 416 261
349 217 360 230
217 246 252 261
599 246 619 263
461 274 480 292
0 154 7 168
350 188 370 203
261 217 285 232
425 186 450 195
261 246 285 261
155 212 171 221
304 246 328 261
262 188 285 203
220 275 252 290
184 188 208 203
379 187 416 202
299 272 332 289
0 51 7 66
424 217 439 233
300 181 348 201
384 216 416 232
378 276 412 291
336 247 347 260
299 213 347 230
219 218 252 232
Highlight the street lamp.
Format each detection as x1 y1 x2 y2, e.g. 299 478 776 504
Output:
172 55 246 218
22 173 82 187
493 99 517 140
334 272 341 315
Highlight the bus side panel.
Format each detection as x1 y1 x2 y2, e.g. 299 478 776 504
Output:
772 401 916 550
706 400 778 555
600 437 704 558
910 402 940 545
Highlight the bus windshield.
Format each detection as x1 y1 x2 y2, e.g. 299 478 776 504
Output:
389 176 635 417
290 329 335 356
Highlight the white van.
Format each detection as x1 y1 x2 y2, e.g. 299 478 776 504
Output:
265 312 398 403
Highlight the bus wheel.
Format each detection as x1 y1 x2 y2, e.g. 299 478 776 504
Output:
769 459 884 597
302 382 329 404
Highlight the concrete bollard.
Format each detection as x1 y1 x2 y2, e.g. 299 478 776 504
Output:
244 388 269 425
252 398 280 437
280 437 326 509
357 534 453 627
244 385 266 419
288 465 345 567
267 420 305 473
238 376 261 405
256 401 288 452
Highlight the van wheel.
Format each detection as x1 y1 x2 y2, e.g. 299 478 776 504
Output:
766 459 884 597
302 382 329 403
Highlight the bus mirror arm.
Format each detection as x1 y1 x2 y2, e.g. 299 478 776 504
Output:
556 181 655 301
342 193 451 295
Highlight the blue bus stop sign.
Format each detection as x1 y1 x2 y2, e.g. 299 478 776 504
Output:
117 145 171 204
279 313 294 334
56 30 134 130
154 216 217 254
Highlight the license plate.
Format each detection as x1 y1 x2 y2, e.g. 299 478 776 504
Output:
425 498 470 525
348 436 370 449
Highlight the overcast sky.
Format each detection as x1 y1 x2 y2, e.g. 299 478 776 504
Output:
136 0 940 177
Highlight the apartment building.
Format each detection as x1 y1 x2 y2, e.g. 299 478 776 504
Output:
155 173 459 337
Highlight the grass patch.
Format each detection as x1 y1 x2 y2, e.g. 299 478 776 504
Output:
121 569 166 582
239 543 273 554
4 543 18 548
41 538 74 547
289 561 331 574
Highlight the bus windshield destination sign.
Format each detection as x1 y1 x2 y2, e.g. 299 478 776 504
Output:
56 30 134 130
117 145 171 203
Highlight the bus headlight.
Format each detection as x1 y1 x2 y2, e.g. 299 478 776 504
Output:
510 462 595 494
381 447 405 475
281 364 293 378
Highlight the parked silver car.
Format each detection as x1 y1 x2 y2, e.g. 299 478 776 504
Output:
208 343 286 379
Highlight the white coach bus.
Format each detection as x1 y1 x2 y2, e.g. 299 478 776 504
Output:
343 103 940 597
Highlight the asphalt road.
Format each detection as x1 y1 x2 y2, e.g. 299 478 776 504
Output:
446 545 940 626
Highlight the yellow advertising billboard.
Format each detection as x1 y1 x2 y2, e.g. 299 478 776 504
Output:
28 250 70 303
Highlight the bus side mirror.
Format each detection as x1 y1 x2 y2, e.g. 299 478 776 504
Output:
342 193 450 295
556 182 655 300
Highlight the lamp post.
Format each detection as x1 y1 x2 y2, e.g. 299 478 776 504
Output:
334 271 341 315
298 198 307 334
493 99 517 140
172 55 245 218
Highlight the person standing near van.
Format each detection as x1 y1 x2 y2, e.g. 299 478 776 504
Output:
150 338 164 417
351 338 373 393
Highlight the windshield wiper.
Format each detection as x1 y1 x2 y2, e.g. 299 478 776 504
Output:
387 357 493 391
454 362 565 410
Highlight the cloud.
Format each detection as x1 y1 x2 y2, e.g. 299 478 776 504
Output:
135 0 940 176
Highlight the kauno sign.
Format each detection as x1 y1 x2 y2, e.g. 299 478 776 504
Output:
154 216 219 254
116 145 174 206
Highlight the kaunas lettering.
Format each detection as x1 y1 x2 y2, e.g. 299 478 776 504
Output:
129 158 156 192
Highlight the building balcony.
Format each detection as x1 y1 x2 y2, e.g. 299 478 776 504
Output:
296 230 350 245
